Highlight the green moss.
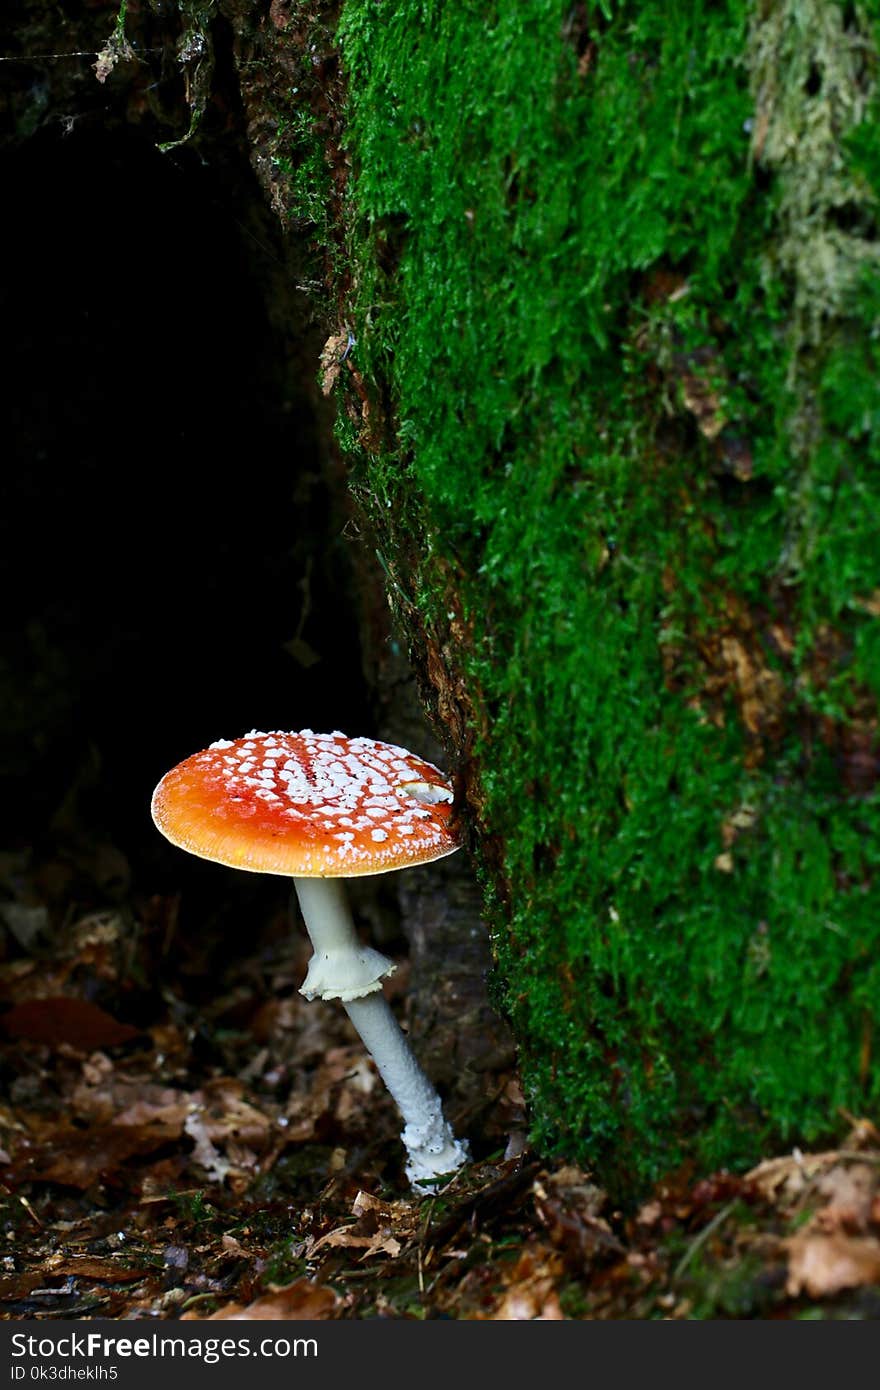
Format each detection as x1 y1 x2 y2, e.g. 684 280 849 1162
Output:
322 0 880 1192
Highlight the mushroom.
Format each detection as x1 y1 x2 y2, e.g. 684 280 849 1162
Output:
151 728 469 1190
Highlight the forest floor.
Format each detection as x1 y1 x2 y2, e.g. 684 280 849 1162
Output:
1 855 879 1322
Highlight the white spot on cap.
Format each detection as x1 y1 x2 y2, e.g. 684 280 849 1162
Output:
400 781 454 805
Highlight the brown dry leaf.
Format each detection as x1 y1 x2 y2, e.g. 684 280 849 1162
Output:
350 1184 414 1228
784 1231 880 1298
0 1272 45 1302
319 332 351 396
0 997 141 1049
664 592 788 752
814 1163 877 1233
305 1188 413 1263
184 1110 233 1185
355 1188 420 1233
359 1232 402 1261
335 1057 377 1123
44 1256 151 1283
745 1151 838 1204
73 1073 190 1129
179 1082 275 1184
492 1287 565 1320
533 1166 621 1264
307 1224 402 1261
13 1122 178 1188
112 1091 191 1131
636 1199 663 1229
485 1245 566 1321
307 1225 368 1256
843 1115 880 1149
352 1190 389 1219
191 1078 274 1141
203 1095 273 1146
188 1279 339 1320
279 1043 373 1143
351 1188 415 1232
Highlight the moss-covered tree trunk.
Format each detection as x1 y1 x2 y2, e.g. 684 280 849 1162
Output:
296 0 880 1192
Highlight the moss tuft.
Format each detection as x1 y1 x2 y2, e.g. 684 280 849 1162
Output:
313 0 880 1192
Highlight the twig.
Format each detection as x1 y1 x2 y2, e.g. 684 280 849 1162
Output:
673 1200 737 1282
418 1198 436 1301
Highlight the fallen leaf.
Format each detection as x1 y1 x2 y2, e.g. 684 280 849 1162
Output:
636 1200 662 1229
533 1167 621 1264
484 1245 566 1320
360 1233 402 1261
784 1231 880 1298
45 1257 151 1283
112 1093 191 1130
0 997 141 1050
184 1110 232 1185
324 1227 399 1258
746 1151 838 1203
187 1279 339 1320
0 1272 45 1301
492 1286 565 1320
842 1115 880 1149
12 1123 178 1188
814 1163 876 1234
351 1189 406 1223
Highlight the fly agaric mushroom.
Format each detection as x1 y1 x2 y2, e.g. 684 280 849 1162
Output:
150 729 469 1189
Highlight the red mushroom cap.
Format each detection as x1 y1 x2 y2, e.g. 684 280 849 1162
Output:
151 730 461 878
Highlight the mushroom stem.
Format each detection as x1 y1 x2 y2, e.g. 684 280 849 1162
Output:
293 877 468 1189
295 877 397 1003
343 993 469 1190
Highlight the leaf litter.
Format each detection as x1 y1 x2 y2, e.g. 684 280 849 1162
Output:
0 846 879 1320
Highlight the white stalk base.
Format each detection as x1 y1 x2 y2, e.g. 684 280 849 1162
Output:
344 993 469 1191
294 874 468 1190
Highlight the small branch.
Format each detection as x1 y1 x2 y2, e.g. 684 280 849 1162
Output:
673 1200 738 1282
